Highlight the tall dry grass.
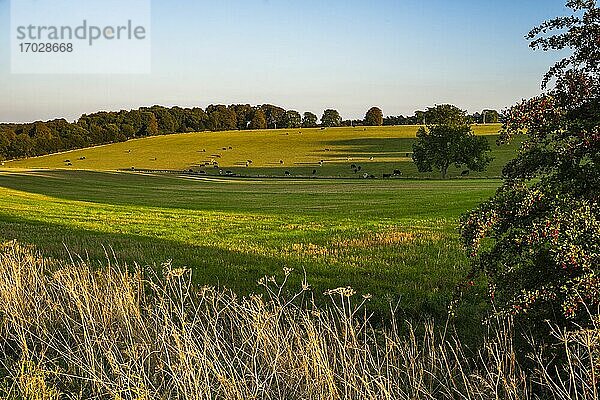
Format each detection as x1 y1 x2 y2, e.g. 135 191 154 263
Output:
0 241 596 399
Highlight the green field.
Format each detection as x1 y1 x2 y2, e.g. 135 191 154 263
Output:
0 170 497 322
0 125 519 329
4 124 517 178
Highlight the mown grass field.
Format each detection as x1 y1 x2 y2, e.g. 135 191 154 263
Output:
4 124 517 178
0 170 498 326
0 125 522 333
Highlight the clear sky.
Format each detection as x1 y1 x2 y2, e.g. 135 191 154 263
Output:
0 0 570 123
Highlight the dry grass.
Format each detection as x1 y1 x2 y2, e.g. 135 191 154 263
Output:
0 241 597 399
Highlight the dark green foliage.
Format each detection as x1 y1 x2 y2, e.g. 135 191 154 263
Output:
283 110 302 128
0 99 501 162
249 110 267 130
206 105 237 131
412 105 492 178
383 115 417 126
260 104 287 129
461 0 600 339
302 112 318 128
472 110 500 124
364 107 383 126
321 109 342 127
0 104 333 160
424 104 472 126
482 110 499 124
228 104 254 130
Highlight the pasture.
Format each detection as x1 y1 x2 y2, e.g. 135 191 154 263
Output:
4 124 517 178
0 169 499 327
0 125 520 332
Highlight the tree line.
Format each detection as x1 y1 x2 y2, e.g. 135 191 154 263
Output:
0 104 500 160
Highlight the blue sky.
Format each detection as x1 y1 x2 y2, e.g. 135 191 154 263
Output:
0 0 570 122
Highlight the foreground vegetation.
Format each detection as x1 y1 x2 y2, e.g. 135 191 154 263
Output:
0 242 597 399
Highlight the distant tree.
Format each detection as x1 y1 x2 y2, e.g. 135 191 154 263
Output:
481 109 500 124
141 112 159 137
206 105 237 131
229 104 254 130
414 110 427 125
31 122 60 154
260 104 286 129
383 115 408 126
10 133 35 157
412 105 492 178
150 106 176 134
121 124 136 138
249 110 267 130
302 112 318 128
283 110 302 128
321 109 342 127
342 119 364 127
184 108 209 132
364 107 383 126
424 104 472 126
103 123 118 142
0 128 15 159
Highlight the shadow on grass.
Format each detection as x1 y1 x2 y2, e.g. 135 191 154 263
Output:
0 212 490 344
0 213 285 295
322 137 416 159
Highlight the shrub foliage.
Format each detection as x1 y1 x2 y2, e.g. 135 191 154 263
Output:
461 0 600 333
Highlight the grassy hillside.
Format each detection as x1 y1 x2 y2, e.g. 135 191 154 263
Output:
4 124 516 178
0 169 497 323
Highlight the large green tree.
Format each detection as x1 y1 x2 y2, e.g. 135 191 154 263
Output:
206 105 237 131
283 110 302 128
481 109 499 124
249 110 267 130
423 104 472 126
229 104 254 130
412 105 492 178
461 1 600 338
260 104 286 129
302 112 318 128
321 109 342 127
364 107 383 126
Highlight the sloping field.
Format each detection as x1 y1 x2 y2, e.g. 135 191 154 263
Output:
4 125 513 178
0 169 497 322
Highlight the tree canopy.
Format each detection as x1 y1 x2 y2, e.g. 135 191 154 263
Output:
0 100 505 162
0 104 325 160
412 105 492 178
460 0 600 340
302 112 318 128
321 109 342 127
364 107 383 126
